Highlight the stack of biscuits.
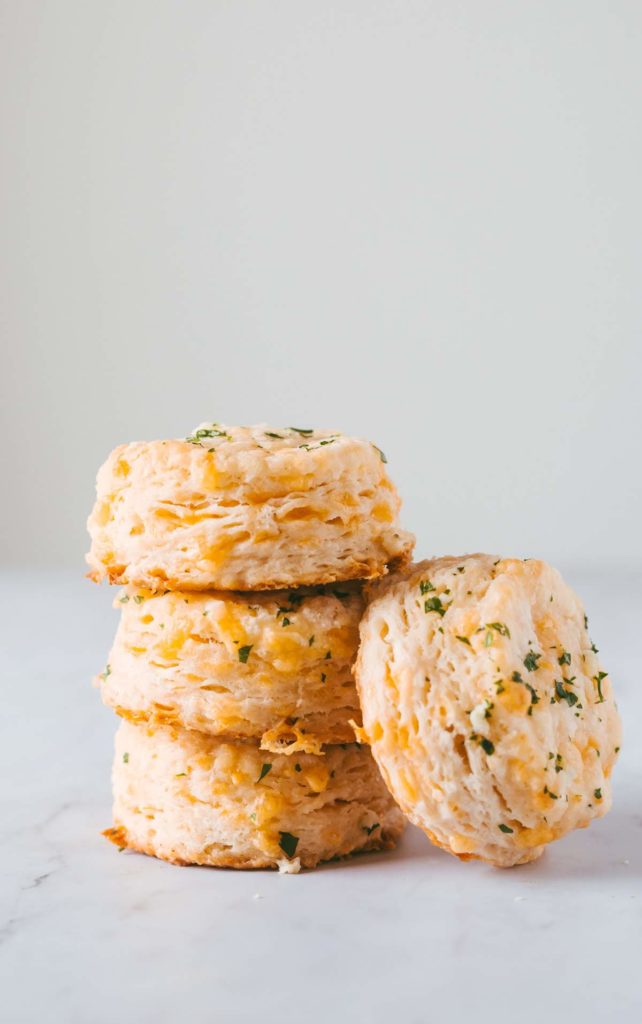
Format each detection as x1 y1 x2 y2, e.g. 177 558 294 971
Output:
87 423 413 871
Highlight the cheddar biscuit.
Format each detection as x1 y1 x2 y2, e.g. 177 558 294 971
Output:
101 583 364 753
87 424 414 591
107 721 405 871
356 554 621 868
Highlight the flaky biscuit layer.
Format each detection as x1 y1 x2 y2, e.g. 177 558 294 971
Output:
356 554 621 868
87 424 414 591
107 721 405 871
101 583 364 752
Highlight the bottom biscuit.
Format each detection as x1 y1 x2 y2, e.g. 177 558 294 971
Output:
107 721 405 872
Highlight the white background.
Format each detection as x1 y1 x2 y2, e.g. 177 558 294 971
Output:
2 0 641 571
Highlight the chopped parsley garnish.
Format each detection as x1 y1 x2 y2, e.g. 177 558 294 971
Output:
554 754 563 773
455 635 471 646
471 733 494 755
584 614 589 629
118 594 129 604
554 679 578 706
419 580 435 594
590 641 599 654
486 622 511 638
122 752 129 763
424 596 446 616
543 785 558 800
278 832 300 858
238 645 253 663
264 432 283 439
594 788 602 800
186 427 228 444
594 672 607 703
498 824 514 834
289 427 314 436
308 635 315 646
324 650 332 659
523 651 541 672
362 822 380 835
175 772 187 778
133 594 145 604
372 445 387 463
257 763 272 783
558 651 571 666
100 664 111 681
281 617 291 627
511 671 523 682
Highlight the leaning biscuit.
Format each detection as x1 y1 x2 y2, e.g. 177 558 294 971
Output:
100 582 364 753
107 721 405 871
356 554 621 868
87 424 414 591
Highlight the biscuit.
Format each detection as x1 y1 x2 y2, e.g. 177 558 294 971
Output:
87 424 414 591
356 554 621 867
100 582 364 753
107 721 405 871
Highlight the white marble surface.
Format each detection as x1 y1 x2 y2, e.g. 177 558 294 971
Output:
1 569 640 1024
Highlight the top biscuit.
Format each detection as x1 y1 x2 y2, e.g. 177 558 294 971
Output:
87 423 414 591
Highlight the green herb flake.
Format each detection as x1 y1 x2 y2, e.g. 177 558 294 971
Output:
264 432 283 439
554 754 563 773
594 788 602 800
289 427 314 436
324 650 332 659
362 822 380 835
471 733 495 755
175 772 187 778
424 596 446 616
257 763 272 783
122 752 129 764
455 635 471 646
100 664 111 681
281 617 291 627
594 672 607 703
373 445 387 463
308 635 315 646
558 650 571 666
238 645 253 663
555 679 578 707
278 832 300 858
523 651 541 672
498 823 514 834
118 594 130 604
419 580 435 594
486 622 511 638
543 785 559 800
